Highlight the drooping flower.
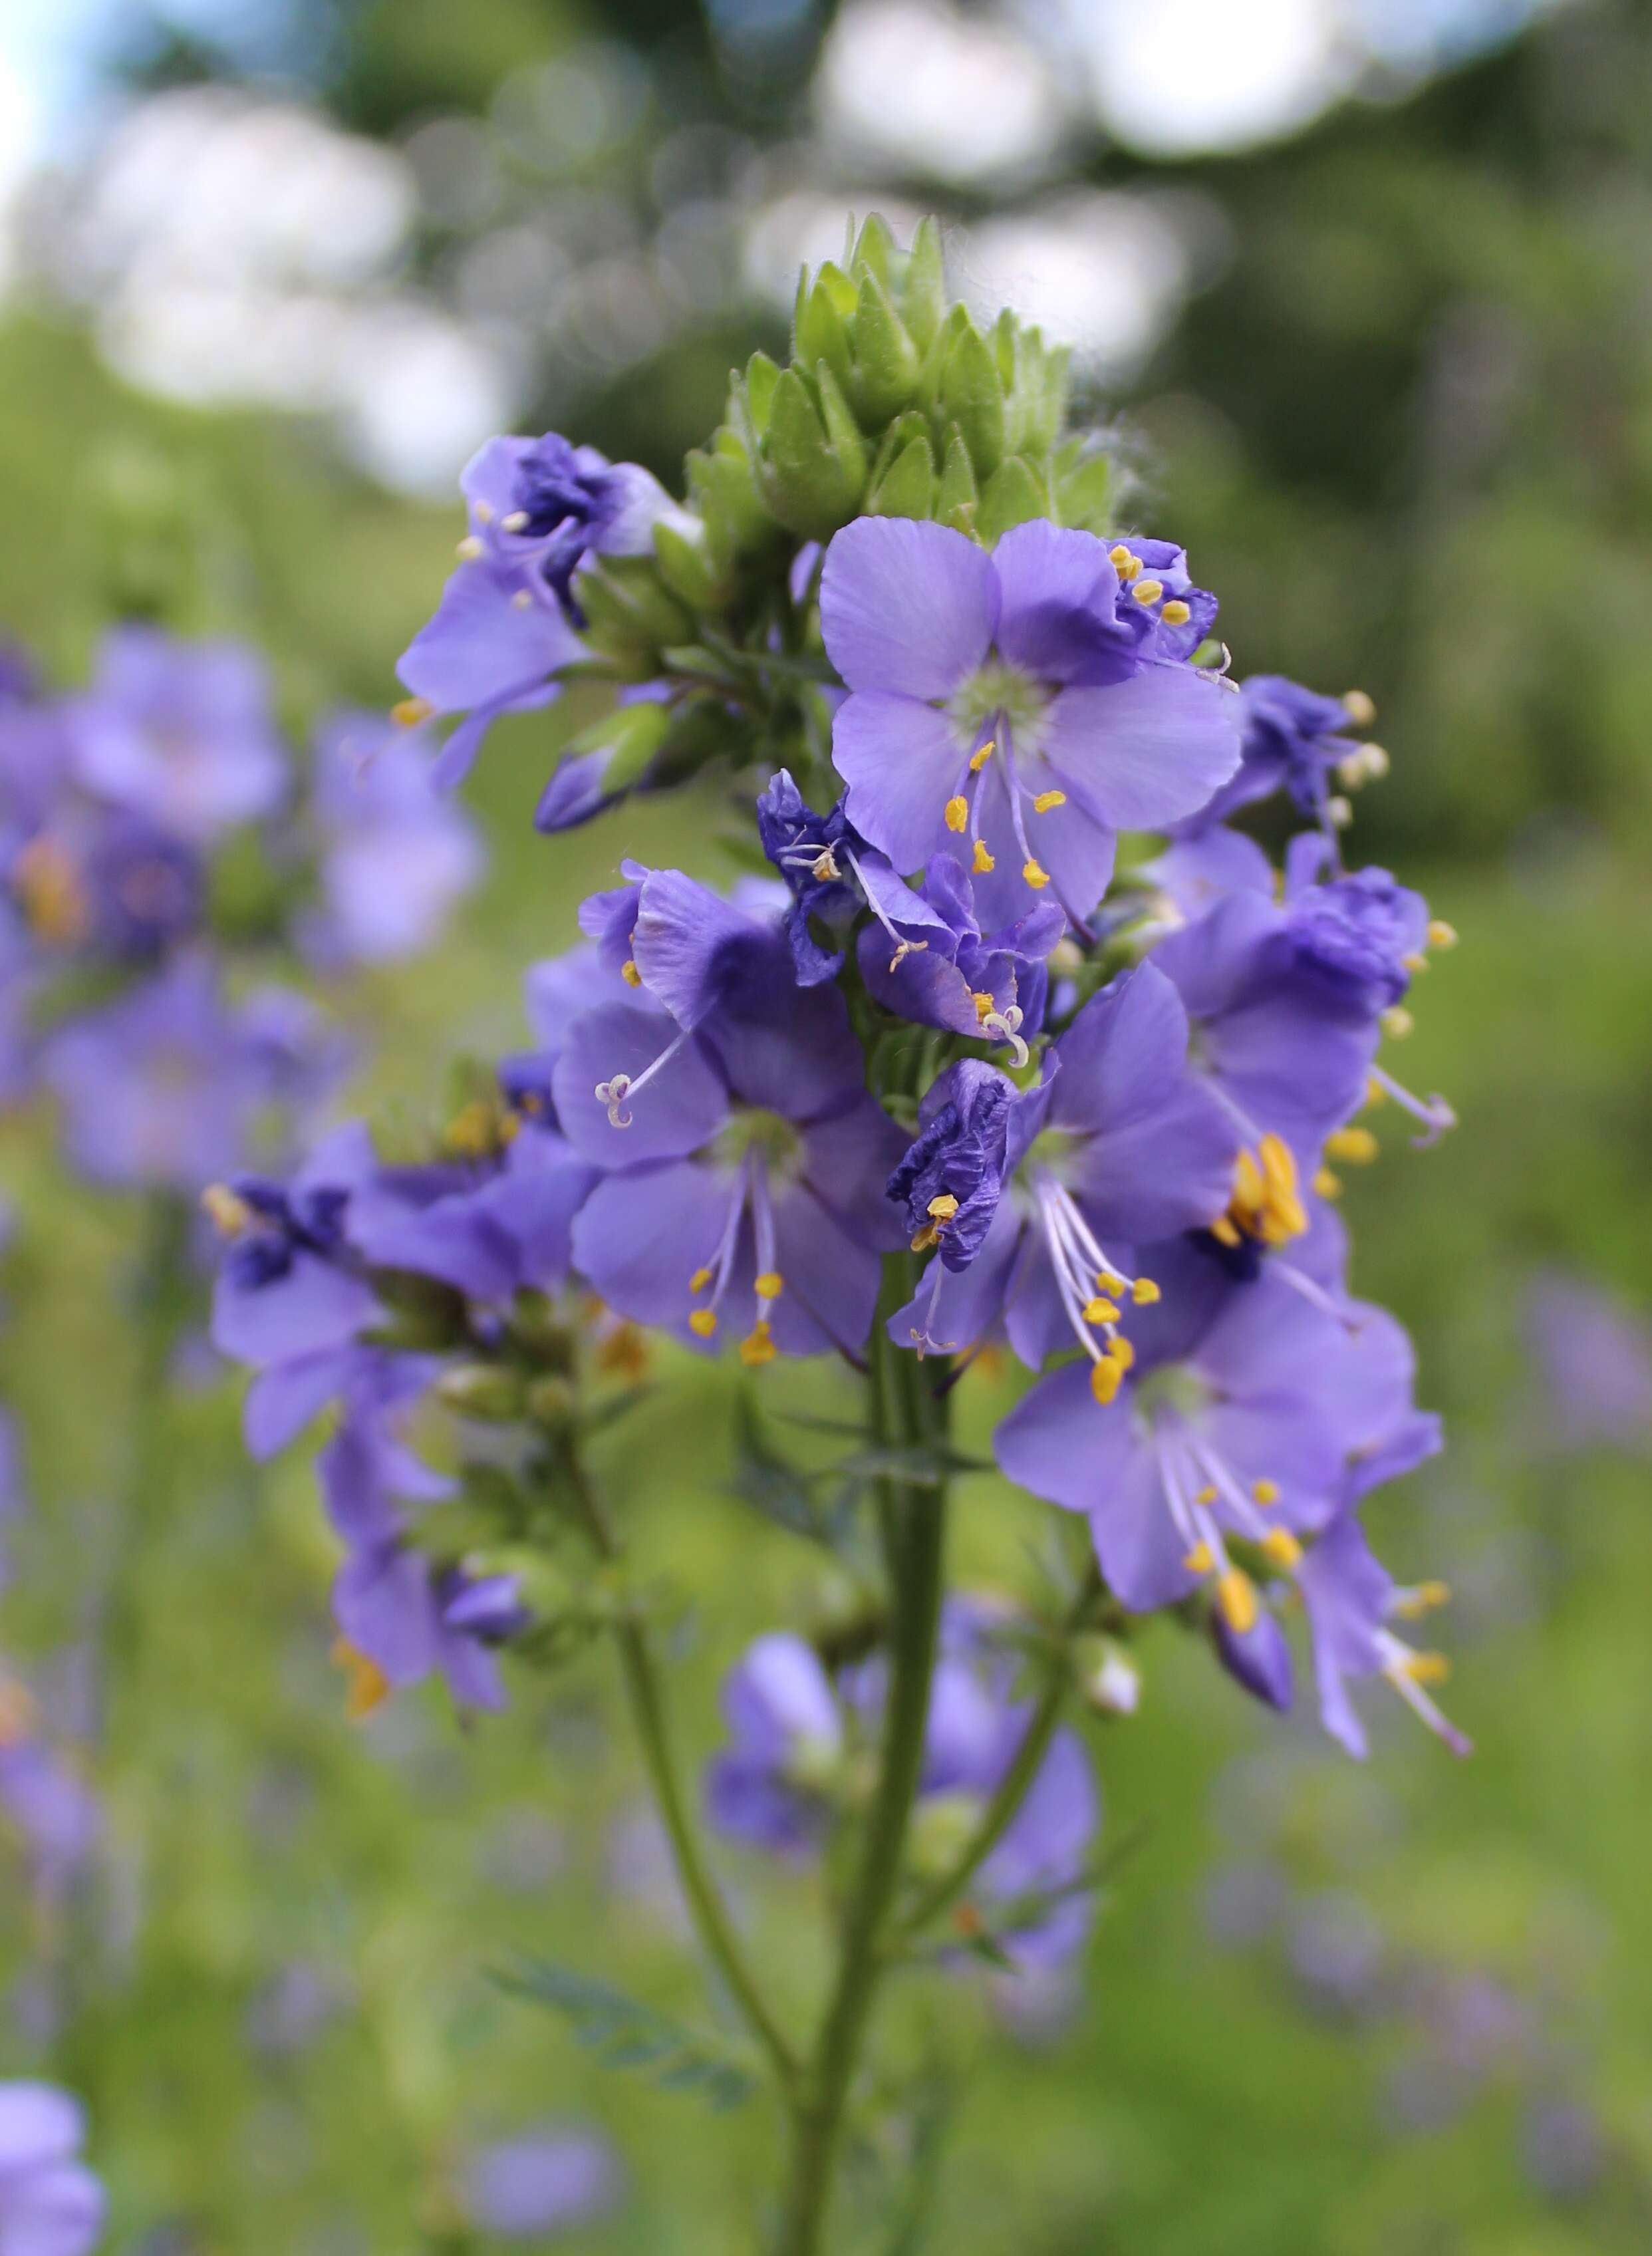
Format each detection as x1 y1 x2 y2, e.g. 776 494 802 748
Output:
755 770 865 986
558 871 906 1364
994 1266 1439 1647
886 964 1236 1368
302 710 484 966
819 517 1241 926
1296 1514 1470 1759
0 2082 104 2256
856 851 1064 1067
61 627 286 844
704 1633 845 1858
397 436 674 788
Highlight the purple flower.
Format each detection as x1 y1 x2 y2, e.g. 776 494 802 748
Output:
1297 1515 1470 1760
320 1358 524 1714
1200 675 1369 832
458 2124 622 2239
0 1705 100 1909
557 871 906 1364
302 710 483 966
0 2082 104 2256
887 964 1236 1364
819 517 1240 926
397 435 673 788
41 958 339 1193
62 627 285 844
994 1270 1436 1639
5 811 204 966
704 1633 845 1858
857 852 1064 1067
755 770 865 986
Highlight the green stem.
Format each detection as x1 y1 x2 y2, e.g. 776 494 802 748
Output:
777 1260 949 2256
552 1433 799 2093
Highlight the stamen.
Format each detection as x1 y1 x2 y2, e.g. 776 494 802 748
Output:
1368 1065 1455 1147
1427 918 1457 949
740 1320 777 1368
1161 599 1192 627
811 845 841 882
593 1024 694 1129
501 509 529 531
1184 1542 1215 1574
1314 1167 1343 1198
970 740 996 773
1083 1298 1121 1326
689 1310 718 1338
1132 1278 1160 1306
391 696 433 728
928 1194 959 1222
1090 1359 1123 1405
202 1184 253 1238
1132 579 1165 607
1022 859 1050 890
972 840 995 875
1032 791 1066 813
1252 1479 1280 1506
456 535 483 561
1260 1529 1301 1570
1216 1570 1258 1633
944 796 970 833
1325 1127 1378 1165
690 1267 714 1292
1391 1579 1450 1619
1342 689 1376 726
333 1639 390 1722
620 960 642 988
755 1272 784 1300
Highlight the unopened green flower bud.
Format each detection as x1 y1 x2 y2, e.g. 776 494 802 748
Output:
936 428 980 532
847 269 921 427
867 432 936 519
523 1373 579 1429
436 1364 526 1422
573 556 694 676
977 454 1049 545
906 1788 986 1880
565 696 672 795
759 366 867 540
938 321 1007 482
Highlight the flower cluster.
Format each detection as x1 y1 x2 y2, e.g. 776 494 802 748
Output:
204 217 1468 2243
0 629 482 1193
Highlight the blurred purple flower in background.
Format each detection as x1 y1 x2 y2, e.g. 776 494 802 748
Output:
0 2082 104 2256
303 712 483 968
1524 1266 1652 1454
457 2123 622 2240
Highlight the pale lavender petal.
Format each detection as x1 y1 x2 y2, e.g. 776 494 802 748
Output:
398 561 581 714
552 1004 728 1165
1042 667 1242 831
834 692 968 875
819 517 997 697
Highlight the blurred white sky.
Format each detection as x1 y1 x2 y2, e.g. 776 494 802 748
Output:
0 0 1572 492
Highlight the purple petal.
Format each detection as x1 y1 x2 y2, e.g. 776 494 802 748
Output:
819 518 997 698
1042 667 1242 831
210 1254 380 1369
833 692 969 875
398 561 581 715
570 1163 724 1342
552 1004 728 1165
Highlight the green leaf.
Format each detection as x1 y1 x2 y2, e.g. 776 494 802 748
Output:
976 454 1048 545
833 1444 992 1488
867 433 936 519
731 1391 861 1553
940 323 1007 480
793 272 853 394
494 1959 756 2112
652 517 726 613
849 269 921 426
814 359 869 495
901 217 946 356
744 349 783 436
761 369 859 539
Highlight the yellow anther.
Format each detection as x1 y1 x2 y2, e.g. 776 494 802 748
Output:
1108 1336 1135 1373
1097 1270 1127 1294
811 845 841 883
927 1193 960 1222
1325 1127 1379 1165
1194 1485 1218 1506
1217 1570 1259 1635
621 959 642 988
13 838 88 945
1022 859 1050 890
690 1266 714 1294
689 1308 718 1338
1258 1133 1295 1191
970 740 996 772
1393 1580 1451 1619
740 1320 777 1368
391 696 433 729
1428 919 1458 950
1227 1136 1308 1247
456 534 483 561
1314 1167 1343 1199
1184 1542 1215 1576
1252 1479 1281 1506
755 1271 784 1300
944 795 970 833
1260 1529 1302 1571
1107 543 1135 571
972 992 996 1023
1397 1650 1452 1687
1131 1277 1161 1306
1364 1075 1388 1108
1342 689 1376 726
201 1183 253 1238
1089 1358 1123 1406
444 1100 498 1159
595 1321 650 1383
1032 791 1067 813
1161 599 1192 627
1402 952 1428 974
333 1639 390 1723
1083 1298 1121 1326
1381 1006 1414 1040
972 840 995 875
1132 579 1165 607
910 1224 940 1253
1210 1215 1242 1248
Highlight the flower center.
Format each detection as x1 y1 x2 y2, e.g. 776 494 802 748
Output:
711 1106 803 1184
947 660 1049 746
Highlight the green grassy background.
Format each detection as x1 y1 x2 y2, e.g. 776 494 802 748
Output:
3 298 1651 2255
